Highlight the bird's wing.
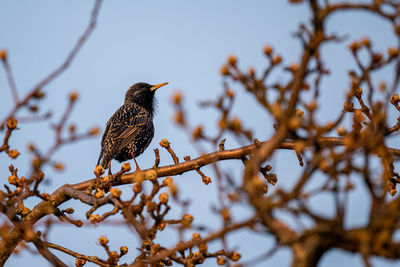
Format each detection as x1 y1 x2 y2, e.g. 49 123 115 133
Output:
107 104 150 152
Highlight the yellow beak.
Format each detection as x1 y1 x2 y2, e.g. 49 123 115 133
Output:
150 82 168 91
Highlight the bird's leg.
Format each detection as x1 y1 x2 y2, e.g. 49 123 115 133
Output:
107 161 113 176
130 152 141 172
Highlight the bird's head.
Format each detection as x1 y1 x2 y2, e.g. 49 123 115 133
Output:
125 82 168 112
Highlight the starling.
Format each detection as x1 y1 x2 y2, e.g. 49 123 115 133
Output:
97 82 168 172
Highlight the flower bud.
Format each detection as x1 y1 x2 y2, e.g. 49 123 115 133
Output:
89 214 100 224
89 126 100 136
110 188 122 198
202 176 212 185
263 45 273 55
94 165 105 177
7 118 18 130
75 258 86 266
69 91 79 102
159 139 170 148
120 246 128 255
217 256 226 265
98 236 108 246
8 149 20 159
230 252 241 261
0 49 7 61
159 192 169 204
227 54 237 65
121 162 131 172
133 183 142 194
181 214 194 228
94 189 105 199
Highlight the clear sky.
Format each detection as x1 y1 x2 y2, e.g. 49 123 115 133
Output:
0 1 399 266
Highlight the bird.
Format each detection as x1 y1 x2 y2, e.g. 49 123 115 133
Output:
97 82 168 173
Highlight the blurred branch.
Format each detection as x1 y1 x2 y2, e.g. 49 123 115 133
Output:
0 0 102 129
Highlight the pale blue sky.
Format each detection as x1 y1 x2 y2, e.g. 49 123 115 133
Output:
1 1 399 266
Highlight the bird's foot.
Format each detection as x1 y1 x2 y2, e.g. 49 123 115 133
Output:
130 154 142 172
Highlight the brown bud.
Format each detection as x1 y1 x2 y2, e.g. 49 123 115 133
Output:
42 193 50 200
159 192 169 204
372 53 383 63
202 176 212 185
110 188 122 198
289 62 299 72
28 143 36 151
388 47 399 58
146 201 157 213
36 171 45 183
7 118 18 130
64 208 74 214
159 139 170 148
181 214 194 227
133 183 142 194
162 177 173 186
192 125 203 140
8 175 19 185
218 118 228 130
360 37 371 47
192 232 201 241
391 94 399 104
89 214 100 224
53 162 64 171
307 100 318 112
29 105 39 112
225 89 235 98
98 236 108 246
169 183 178 196
217 256 227 265
174 111 185 125
349 41 360 52
231 117 241 132
94 165 105 177
0 49 7 61
272 54 282 65
221 208 231 221
94 189 105 199
69 91 79 102
227 54 237 65
110 251 119 260
172 91 182 105
69 124 76 134
121 162 131 172
120 246 128 255
230 252 241 262
353 109 364 124
336 126 347 136
220 65 229 76
75 258 86 266
248 67 255 76
8 149 20 159
89 126 100 136
263 44 273 55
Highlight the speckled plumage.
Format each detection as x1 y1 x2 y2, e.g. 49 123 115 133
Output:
97 82 167 169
